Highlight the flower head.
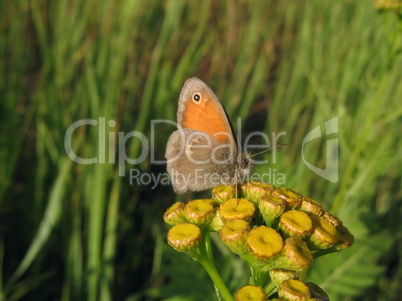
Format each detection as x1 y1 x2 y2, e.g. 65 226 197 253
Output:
273 237 313 271
212 185 237 204
241 181 275 205
334 225 354 250
184 199 215 226
272 187 302 209
279 210 313 238
220 198 255 222
308 215 340 249
300 196 324 216
322 211 343 229
247 226 283 263
259 195 286 226
278 279 310 301
163 202 187 225
235 285 267 301
167 223 202 253
220 220 250 255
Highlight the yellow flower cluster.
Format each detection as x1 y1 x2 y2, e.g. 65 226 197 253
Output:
164 181 354 300
375 0 402 12
235 278 329 301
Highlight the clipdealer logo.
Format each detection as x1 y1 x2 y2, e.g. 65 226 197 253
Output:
63 117 339 187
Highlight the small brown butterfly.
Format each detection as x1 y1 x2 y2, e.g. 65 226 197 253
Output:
165 78 253 193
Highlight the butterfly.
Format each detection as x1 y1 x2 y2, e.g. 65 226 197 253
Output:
165 77 253 193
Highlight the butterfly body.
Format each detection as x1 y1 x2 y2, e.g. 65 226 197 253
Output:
165 77 253 193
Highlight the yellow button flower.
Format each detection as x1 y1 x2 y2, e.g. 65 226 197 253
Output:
272 187 302 209
279 210 313 238
184 199 215 225
259 195 286 226
247 226 283 262
220 220 250 255
308 215 340 249
163 202 186 225
334 225 354 250
167 223 202 253
322 211 343 229
235 285 267 301
273 237 313 271
241 181 275 205
299 196 324 217
212 185 237 204
220 198 255 222
278 279 310 301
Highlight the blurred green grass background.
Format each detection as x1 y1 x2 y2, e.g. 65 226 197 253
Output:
1 0 401 300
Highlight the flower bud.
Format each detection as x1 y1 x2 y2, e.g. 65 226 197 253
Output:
220 198 255 222
247 226 283 263
163 202 187 225
219 220 250 255
306 282 329 301
184 199 215 226
207 209 224 232
322 211 343 229
259 195 286 226
212 185 237 204
299 196 324 216
308 215 340 249
235 285 267 301
241 181 275 205
272 237 313 271
269 269 299 289
279 210 312 238
278 279 310 301
334 225 354 250
272 187 302 209
167 223 202 253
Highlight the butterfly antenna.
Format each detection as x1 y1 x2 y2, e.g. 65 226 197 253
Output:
235 171 239 204
249 143 288 158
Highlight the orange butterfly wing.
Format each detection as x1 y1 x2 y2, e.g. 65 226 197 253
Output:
181 92 233 143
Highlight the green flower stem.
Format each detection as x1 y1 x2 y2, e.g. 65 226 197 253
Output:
198 256 234 301
249 265 269 287
204 231 215 264
196 232 234 301
264 280 277 297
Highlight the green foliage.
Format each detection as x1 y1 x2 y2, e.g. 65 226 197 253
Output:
308 232 394 299
0 0 401 300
